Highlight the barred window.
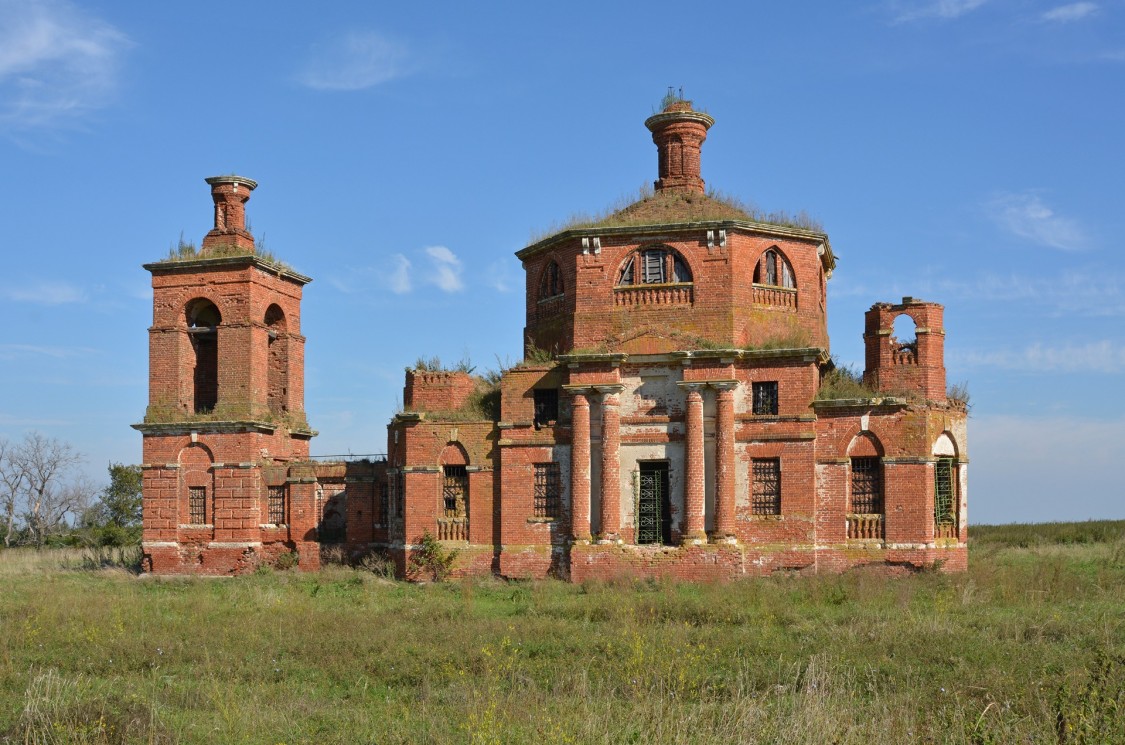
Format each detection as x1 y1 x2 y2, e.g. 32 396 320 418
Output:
935 458 957 526
533 463 561 519
752 381 779 415
443 465 468 518
751 458 781 515
268 485 287 525
377 482 388 524
188 486 206 524
850 457 883 514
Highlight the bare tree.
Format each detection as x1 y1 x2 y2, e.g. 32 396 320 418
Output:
11 433 88 547
0 437 27 547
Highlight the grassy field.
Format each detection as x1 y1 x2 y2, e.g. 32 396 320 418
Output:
1 524 1124 744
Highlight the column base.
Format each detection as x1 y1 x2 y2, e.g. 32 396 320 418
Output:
595 535 621 545
681 532 708 546
710 533 738 545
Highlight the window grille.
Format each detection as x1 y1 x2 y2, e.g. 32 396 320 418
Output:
935 458 956 526
188 486 206 524
533 388 559 428
533 463 561 519
443 465 468 518
636 463 671 545
751 459 781 515
850 457 883 514
377 482 388 524
752 381 779 415
268 485 287 525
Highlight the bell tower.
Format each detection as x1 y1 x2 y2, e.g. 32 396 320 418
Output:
135 176 319 574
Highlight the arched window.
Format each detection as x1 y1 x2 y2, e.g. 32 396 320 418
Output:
616 246 692 286
539 260 563 300
754 248 796 289
186 299 221 414
265 304 288 414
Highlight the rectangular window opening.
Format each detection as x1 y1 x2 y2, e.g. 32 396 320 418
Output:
752 381 779 416
752 458 781 516
188 486 206 524
443 465 468 518
850 457 883 514
533 388 559 429
636 461 672 545
268 485 287 525
935 458 957 528
533 463 561 519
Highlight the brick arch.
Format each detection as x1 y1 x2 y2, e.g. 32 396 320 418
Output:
846 431 885 458
178 443 214 525
439 441 470 467
932 431 959 457
265 304 289 414
184 296 223 328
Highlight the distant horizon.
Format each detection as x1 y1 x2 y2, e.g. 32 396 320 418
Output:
1 1 1122 526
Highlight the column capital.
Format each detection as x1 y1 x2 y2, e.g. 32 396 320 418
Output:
676 381 707 393
593 384 625 396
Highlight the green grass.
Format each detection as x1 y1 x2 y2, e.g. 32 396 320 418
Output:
1 528 1123 743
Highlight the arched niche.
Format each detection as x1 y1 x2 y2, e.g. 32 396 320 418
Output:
178 442 214 525
265 304 288 414
846 431 885 458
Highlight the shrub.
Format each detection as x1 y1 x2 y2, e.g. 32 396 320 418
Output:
409 530 458 582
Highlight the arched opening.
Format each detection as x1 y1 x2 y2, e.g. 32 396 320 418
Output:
265 304 288 414
616 246 692 286
892 314 917 358
438 442 470 541
186 299 221 414
538 260 563 300
847 432 885 540
933 432 960 538
754 248 796 289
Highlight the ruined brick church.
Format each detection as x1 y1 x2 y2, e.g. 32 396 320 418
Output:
136 99 968 578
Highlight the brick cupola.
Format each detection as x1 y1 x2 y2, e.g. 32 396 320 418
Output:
644 98 715 195
202 175 258 252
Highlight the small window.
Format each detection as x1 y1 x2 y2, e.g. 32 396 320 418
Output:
533 463 561 519
616 247 692 286
539 260 563 300
850 457 883 514
533 388 559 428
752 382 779 415
755 249 796 289
752 459 781 515
268 485 287 525
188 486 206 524
443 465 468 518
377 482 388 524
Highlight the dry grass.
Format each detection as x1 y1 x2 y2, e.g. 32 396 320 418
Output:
0 527 1123 743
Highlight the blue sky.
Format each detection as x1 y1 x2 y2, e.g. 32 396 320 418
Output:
1 0 1122 524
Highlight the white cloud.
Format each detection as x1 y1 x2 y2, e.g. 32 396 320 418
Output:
296 30 410 91
950 340 1125 373
1 280 86 304
424 246 464 292
0 0 129 134
1041 2 1098 22
890 0 988 23
388 254 412 294
986 192 1088 251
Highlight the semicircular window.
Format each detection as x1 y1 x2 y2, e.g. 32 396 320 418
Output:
754 248 796 289
539 260 563 300
616 247 692 286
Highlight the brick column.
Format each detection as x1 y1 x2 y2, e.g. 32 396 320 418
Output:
682 384 706 543
713 382 737 540
569 391 592 542
598 386 622 542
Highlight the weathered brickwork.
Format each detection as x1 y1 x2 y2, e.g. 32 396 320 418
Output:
140 99 968 579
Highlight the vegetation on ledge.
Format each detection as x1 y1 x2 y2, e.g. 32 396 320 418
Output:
157 235 294 274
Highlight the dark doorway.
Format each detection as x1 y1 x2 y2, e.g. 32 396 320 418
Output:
637 461 672 545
